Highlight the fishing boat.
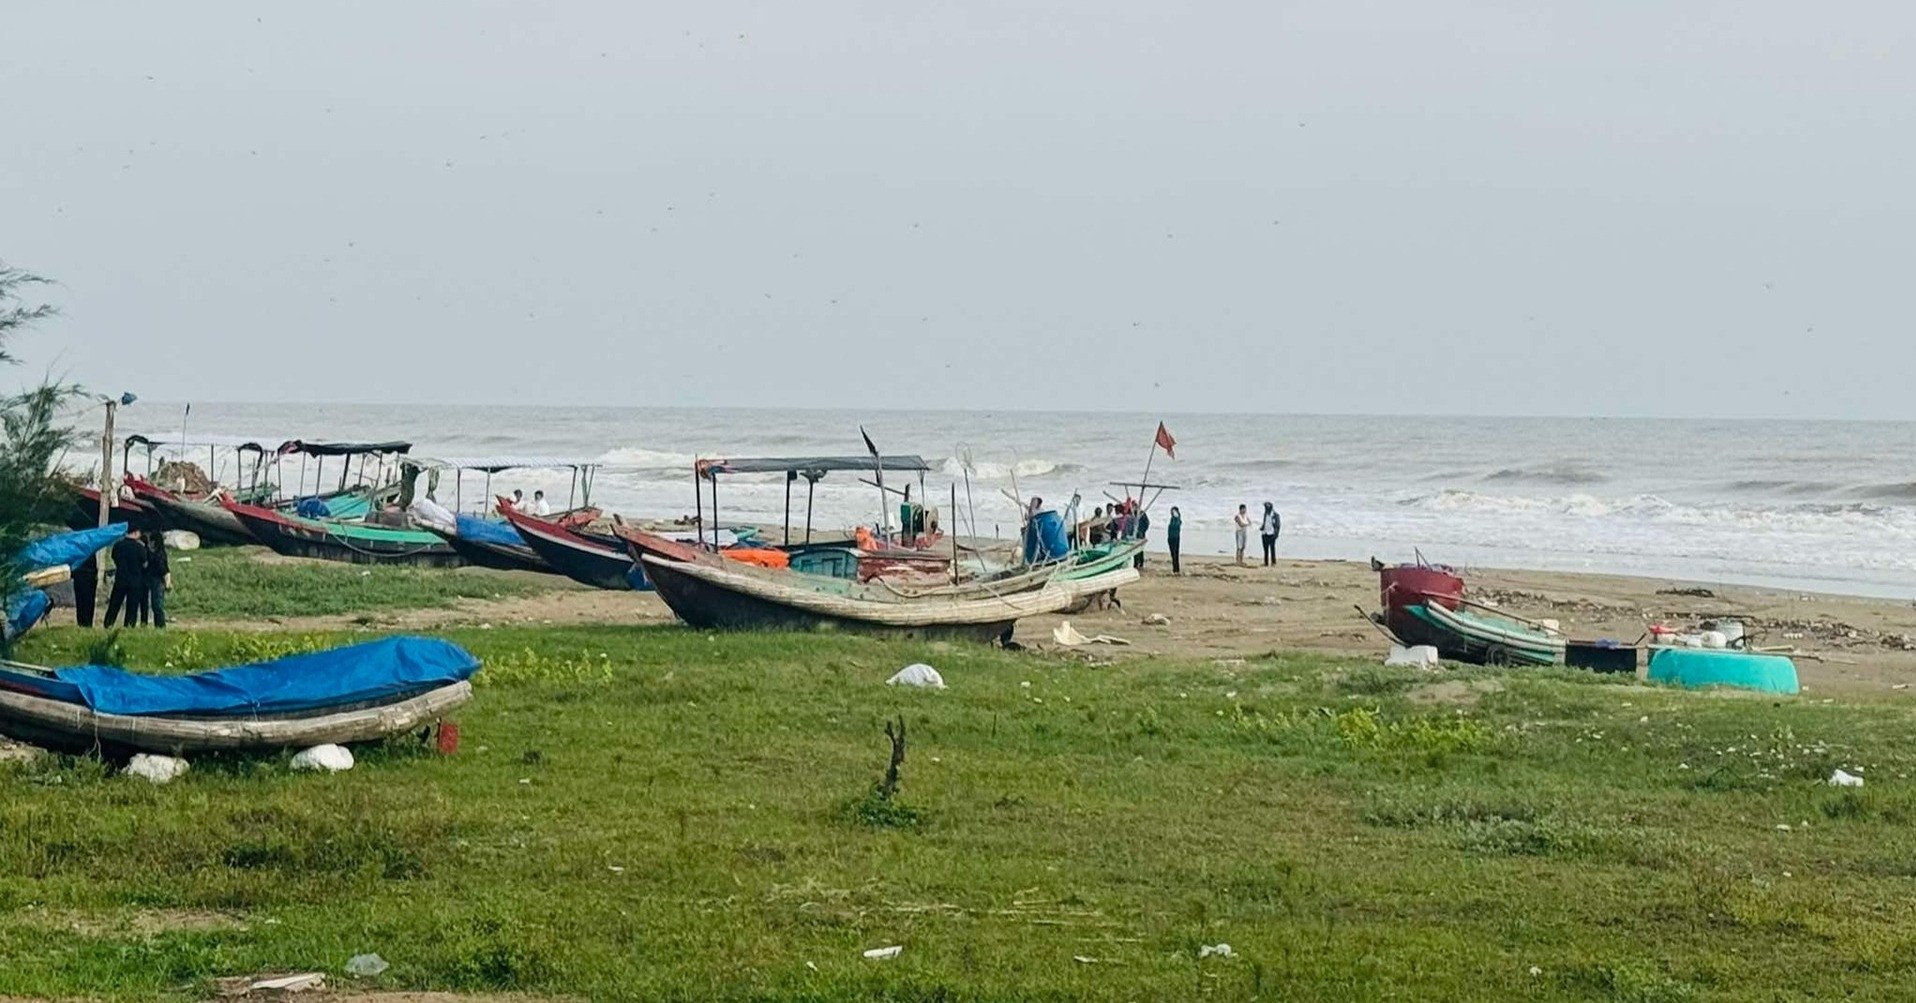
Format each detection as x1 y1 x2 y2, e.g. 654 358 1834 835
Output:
1400 600 1565 666
221 497 464 567
691 452 950 580
403 458 603 574
1371 555 1563 666
500 507 641 589
66 484 158 532
125 436 408 545
639 552 1139 643
0 636 477 756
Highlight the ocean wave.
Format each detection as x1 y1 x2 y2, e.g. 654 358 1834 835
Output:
1478 464 1609 486
939 457 1081 480
1851 480 1916 502
1396 489 1916 536
1722 479 1916 503
596 447 700 469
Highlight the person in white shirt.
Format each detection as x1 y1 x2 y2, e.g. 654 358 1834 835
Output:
506 489 524 512
1232 504 1251 566
532 490 551 517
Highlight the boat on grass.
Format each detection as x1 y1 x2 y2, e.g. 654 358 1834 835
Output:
0 636 477 756
639 552 1139 643
402 458 605 574
221 497 463 567
501 507 642 589
1401 601 1565 666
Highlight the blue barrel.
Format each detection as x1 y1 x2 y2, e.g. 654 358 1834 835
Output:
1026 510 1070 562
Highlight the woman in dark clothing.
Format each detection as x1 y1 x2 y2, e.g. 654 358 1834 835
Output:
1166 506 1182 575
143 533 171 628
103 527 148 627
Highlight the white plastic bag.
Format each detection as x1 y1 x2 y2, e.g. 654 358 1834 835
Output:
1385 644 1440 667
125 754 189 784
887 664 946 689
290 744 355 772
1829 769 1864 787
863 945 903 960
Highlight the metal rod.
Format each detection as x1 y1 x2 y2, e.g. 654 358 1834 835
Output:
783 472 793 547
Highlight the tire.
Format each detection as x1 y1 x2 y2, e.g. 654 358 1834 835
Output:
1483 643 1512 666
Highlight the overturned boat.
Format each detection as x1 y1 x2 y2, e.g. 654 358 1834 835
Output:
0 636 478 756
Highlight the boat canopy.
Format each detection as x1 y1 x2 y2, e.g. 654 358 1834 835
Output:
124 433 280 454
700 455 931 477
403 456 601 474
279 439 413 457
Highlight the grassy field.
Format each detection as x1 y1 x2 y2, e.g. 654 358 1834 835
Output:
4 624 1916 1001
154 547 559 620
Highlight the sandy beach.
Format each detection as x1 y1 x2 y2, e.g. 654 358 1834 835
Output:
187 549 1916 698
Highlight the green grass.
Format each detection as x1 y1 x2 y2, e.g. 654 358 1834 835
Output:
155 547 557 620
6 627 1916 1000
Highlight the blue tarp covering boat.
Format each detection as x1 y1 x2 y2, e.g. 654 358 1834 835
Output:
19 524 128 574
455 513 526 548
5 591 51 642
39 636 480 717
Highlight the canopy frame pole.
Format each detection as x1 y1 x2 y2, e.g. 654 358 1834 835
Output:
783 471 794 547
804 472 819 546
710 471 720 551
693 461 703 548
484 471 492 514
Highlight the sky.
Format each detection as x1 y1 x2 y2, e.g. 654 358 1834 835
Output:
4 1 1913 418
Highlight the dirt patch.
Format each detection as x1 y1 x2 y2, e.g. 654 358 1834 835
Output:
1409 678 1506 706
0 739 41 765
27 908 247 938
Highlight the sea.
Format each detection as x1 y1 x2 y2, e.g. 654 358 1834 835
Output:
116 405 1916 599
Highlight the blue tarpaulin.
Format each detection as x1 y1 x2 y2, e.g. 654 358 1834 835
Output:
18 524 127 575
294 496 334 519
455 513 527 548
4 590 51 642
54 636 480 717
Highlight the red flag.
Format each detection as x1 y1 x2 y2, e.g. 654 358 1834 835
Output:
1154 422 1177 459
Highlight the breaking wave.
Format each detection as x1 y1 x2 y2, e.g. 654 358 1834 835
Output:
596 447 700 469
939 457 1081 480
1478 464 1609 486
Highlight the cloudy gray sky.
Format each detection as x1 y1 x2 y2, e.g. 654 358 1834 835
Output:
4 2 1912 418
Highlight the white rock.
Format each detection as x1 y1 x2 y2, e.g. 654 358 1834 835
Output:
290 744 355 773
1829 769 1865 787
1384 644 1440 667
125 754 189 784
1199 943 1235 959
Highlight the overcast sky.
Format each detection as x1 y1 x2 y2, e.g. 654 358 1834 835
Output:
4 2 1912 418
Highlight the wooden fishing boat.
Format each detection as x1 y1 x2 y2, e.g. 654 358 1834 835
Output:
67 484 158 532
501 508 639 589
220 498 464 567
0 636 477 756
425 515 552 573
639 552 1138 643
1401 601 1565 666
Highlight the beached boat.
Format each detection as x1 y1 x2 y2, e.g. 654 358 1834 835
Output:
1401 601 1565 666
638 552 1139 643
66 484 157 532
221 498 464 567
402 458 605 574
0 636 477 756
425 513 553 573
501 507 640 589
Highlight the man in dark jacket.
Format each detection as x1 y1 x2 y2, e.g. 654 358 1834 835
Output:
143 532 171 628
103 527 148 628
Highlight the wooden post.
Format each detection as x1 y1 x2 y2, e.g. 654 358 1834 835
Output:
96 399 116 601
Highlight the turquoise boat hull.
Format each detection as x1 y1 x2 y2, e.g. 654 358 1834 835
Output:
1648 648 1799 695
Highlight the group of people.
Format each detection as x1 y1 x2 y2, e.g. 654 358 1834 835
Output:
73 525 173 628
1233 501 1282 566
502 489 552 517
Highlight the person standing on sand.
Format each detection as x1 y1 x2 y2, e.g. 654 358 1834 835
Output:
1166 506 1182 574
1232 505 1251 565
1259 501 1280 567
103 526 148 627
1132 507 1150 569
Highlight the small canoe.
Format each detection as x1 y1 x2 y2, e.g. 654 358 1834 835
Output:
0 636 478 755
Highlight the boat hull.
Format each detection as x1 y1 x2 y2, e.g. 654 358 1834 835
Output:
502 510 639 589
223 501 465 568
139 491 257 546
1403 602 1563 666
0 681 471 756
642 557 1018 643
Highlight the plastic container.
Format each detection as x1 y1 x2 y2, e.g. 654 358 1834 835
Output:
1028 510 1070 562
